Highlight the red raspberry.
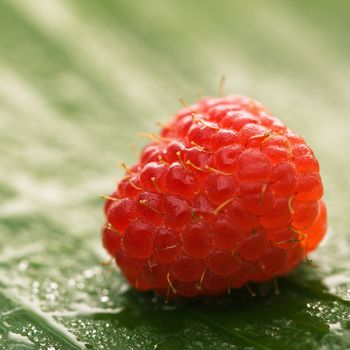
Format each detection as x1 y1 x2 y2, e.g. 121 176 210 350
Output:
101 95 327 299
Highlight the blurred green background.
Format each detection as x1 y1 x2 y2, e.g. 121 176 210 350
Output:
1 0 350 349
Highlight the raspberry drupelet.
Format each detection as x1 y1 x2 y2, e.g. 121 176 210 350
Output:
102 95 327 299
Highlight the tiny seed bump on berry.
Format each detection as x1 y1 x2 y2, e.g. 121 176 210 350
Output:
171 255 205 283
123 220 155 259
205 173 237 205
182 221 213 259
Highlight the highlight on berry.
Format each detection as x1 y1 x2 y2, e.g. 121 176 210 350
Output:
101 93 327 300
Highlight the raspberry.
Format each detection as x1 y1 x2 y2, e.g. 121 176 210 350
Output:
102 95 327 299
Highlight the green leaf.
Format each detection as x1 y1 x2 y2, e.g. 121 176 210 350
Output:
1 0 350 349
